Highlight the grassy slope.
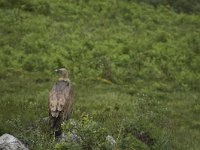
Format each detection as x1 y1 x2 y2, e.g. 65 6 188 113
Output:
0 72 199 149
0 0 200 149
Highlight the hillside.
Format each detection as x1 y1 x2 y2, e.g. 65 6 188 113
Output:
0 0 200 149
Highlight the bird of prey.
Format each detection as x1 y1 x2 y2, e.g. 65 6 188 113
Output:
48 68 74 137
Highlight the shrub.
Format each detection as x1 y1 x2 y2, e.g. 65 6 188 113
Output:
22 1 51 15
56 114 116 150
22 55 47 71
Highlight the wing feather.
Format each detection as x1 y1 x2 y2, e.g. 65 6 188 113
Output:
48 81 74 119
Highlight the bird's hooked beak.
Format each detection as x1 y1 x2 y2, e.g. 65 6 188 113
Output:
54 69 59 73
54 68 69 80
55 69 62 73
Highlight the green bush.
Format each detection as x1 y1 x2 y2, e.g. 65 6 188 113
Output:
132 0 200 13
57 114 116 150
22 55 48 71
21 1 51 15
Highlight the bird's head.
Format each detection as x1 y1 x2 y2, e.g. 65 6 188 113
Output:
55 68 69 80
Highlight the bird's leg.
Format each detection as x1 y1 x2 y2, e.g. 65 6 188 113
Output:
53 131 56 142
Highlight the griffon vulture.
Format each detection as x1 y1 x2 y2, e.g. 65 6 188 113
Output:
48 68 74 137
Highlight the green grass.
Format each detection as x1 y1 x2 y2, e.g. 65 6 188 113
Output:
0 0 200 149
0 71 199 149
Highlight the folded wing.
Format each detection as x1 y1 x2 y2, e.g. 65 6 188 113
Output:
49 80 74 120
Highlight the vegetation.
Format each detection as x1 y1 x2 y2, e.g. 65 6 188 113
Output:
0 0 199 149
132 0 200 14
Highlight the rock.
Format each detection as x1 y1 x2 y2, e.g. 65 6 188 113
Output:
0 134 28 150
106 135 116 145
56 132 81 143
40 117 49 123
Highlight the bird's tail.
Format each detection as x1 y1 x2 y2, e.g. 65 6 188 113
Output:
50 116 62 137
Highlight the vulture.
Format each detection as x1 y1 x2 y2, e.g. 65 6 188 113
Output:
48 68 74 137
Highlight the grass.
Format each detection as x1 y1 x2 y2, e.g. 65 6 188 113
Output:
0 71 199 149
0 0 200 149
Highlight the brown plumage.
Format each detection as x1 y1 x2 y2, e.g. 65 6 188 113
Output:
48 68 74 137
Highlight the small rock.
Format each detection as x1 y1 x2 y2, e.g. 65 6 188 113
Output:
106 135 116 145
56 132 81 143
0 134 28 150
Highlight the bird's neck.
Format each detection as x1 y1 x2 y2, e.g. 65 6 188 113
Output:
58 77 70 82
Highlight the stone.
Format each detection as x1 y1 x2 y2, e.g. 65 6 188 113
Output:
0 133 28 150
106 135 116 145
56 132 81 143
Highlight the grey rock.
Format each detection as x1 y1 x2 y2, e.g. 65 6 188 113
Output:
56 132 81 143
41 117 49 122
0 134 28 150
106 135 116 145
